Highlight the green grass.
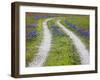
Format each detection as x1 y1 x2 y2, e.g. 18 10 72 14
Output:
26 15 37 24
44 19 81 66
26 18 44 66
60 16 89 50
63 15 89 30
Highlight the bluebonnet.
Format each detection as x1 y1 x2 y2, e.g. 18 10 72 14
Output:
41 16 48 18
26 24 37 28
51 25 65 36
26 31 38 39
77 29 89 37
33 16 49 20
65 20 89 37
33 16 40 20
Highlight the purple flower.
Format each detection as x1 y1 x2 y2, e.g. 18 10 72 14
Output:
33 16 48 20
65 20 89 37
33 16 40 20
26 31 38 39
51 25 65 36
26 24 37 28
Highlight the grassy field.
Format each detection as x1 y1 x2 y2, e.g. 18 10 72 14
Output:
26 14 89 67
44 18 81 66
60 15 89 50
26 15 44 66
64 15 89 30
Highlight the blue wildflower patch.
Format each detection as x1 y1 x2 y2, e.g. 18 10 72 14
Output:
26 31 38 39
65 20 89 37
26 24 37 28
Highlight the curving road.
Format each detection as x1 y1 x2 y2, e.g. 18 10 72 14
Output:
29 18 52 67
56 20 89 64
